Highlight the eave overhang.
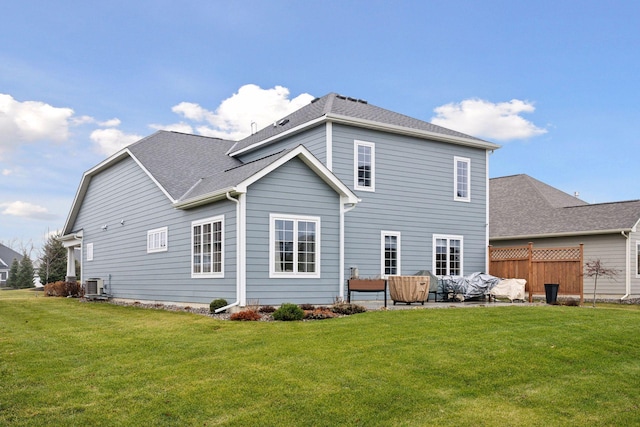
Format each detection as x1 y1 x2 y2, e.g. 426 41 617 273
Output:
490 227 635 241
229 114 500 158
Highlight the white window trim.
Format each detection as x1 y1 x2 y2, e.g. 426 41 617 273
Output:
381 231 401 278
147 227 168 253
454 156 471 202
354 140 375 192
191 215 224 279
269 213 321 278
432 234 463 276
86 243 94 262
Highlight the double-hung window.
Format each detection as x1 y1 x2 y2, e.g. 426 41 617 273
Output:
147 227 168 253
433 235 463 276
454 156 471 202
192 216 224 278
354 140 375 191
381 231 401 277
270 214 320 278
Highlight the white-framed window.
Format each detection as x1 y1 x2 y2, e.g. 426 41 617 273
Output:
147 227 168 253
381 231 401 277
454 156 471 202
354 140 375 191
86 243 94 262
433 234 463 276
636 241 640 277
270 214 320 278
191 216 224 278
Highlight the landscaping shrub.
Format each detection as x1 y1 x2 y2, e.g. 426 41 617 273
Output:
230 310 262 321
272 303 305 321
44 281 83 297
299 303 315 311
210 298 228 313
304 307 338 320
258 305 276 313
331 302 367 315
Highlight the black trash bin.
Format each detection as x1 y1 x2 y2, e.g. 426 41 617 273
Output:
544 283 559 304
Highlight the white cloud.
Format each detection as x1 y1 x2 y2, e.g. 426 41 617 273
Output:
0 201 56 220
172 102 213 123
98 118 121 127
71 115 96 126
164 84 314 140
2 169 11 176
90 128 143 156
0 93 75 158
431 98 547 141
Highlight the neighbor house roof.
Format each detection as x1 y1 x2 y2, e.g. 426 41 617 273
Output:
490 174 640 239
228 93 500 156
0 243 22 269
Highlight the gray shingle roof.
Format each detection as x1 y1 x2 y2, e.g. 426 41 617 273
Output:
490 174 640 238
0 243 22 269
229 93 495 155
179 149 292 201
128 131 241 200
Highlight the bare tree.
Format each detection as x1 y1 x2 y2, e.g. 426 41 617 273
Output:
584 259 618 307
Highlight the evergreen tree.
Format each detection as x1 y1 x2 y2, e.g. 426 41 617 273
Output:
16 254 34 289
38 234 68 284
7 258 19 288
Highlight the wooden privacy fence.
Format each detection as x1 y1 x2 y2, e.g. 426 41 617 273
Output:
489 243 584 303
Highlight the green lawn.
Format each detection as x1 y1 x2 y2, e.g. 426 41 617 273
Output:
1 290 639 426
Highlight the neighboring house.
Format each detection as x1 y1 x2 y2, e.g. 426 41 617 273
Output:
0 243 23 286
61 93 499 307
490 174 640 299
32 259 43 288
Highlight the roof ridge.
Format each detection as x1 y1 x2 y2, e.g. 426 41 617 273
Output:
223 149 290 173
521 175 557 208
564 199 640 209
322 93 336 115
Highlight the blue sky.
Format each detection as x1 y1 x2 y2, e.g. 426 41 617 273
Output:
1 0 638 253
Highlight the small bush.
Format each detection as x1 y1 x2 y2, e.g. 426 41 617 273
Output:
230 310 262 321
304 307 338 320
258 305 276 313
273 303 305 321
331 302 367 315
210 298 228 313
44 281 83 298
299 303 315 311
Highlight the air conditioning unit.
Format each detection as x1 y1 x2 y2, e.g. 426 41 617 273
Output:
86 278 104 295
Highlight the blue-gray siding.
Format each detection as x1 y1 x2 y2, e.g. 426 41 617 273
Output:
239 125 327 164
239 122 490 286
332 124 488 279
244 157 342 304
72 157 237 304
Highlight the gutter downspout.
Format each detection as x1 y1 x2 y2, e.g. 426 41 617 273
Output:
215 192 246 313
340 198 358 300
621 231 631 301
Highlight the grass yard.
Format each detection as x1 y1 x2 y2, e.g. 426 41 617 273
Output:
1 290 640 426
